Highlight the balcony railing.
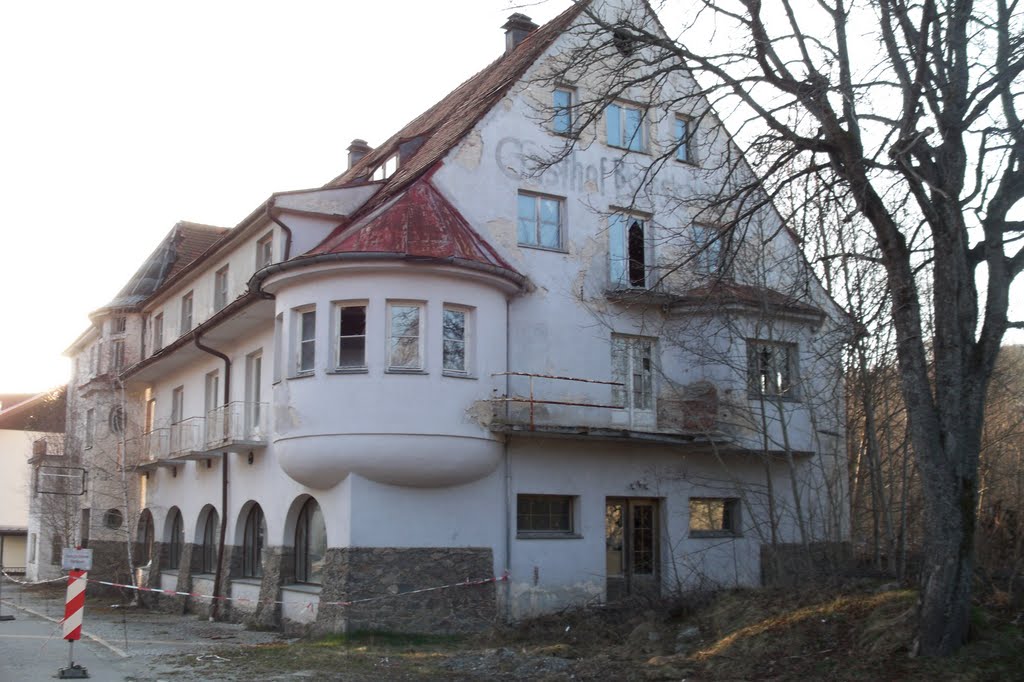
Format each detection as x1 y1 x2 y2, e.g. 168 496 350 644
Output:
491 372 626 431
204 401 269 451
170 417 206 456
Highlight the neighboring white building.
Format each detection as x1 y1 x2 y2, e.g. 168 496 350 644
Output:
0 390 65 579
61 0 848 633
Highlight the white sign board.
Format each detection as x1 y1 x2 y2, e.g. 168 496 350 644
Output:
61 548 93 571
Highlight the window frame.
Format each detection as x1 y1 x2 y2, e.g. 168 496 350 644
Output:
442 305 472 376
242 504 266 578
386 301 425 372
516 494 579 539
255 232 273 271
688 497 742 537
517 191 565 251
180 291 194 333
110 338 126 371
609 212 652 289
200 509 219 574
334 302 368 371
152 313 164 352
214 265 230 311
674 115 694 164
166 510 184 570
552 86 575 136
294 306 317 376
605 100 647 152
746 340 799 400
611 334 656 416
691 223 724 276
294 498 327 585
84 408 95 449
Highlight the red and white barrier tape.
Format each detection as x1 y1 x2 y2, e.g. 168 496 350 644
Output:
68 571 509 609
0 568 70 586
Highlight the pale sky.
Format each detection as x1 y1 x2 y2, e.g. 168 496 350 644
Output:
0 1 1018 394
0 0 571 392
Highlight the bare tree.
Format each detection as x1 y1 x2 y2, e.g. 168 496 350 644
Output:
529 0 1022 656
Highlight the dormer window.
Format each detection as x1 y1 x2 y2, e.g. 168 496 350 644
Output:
371 154 399 181
112 317 127 334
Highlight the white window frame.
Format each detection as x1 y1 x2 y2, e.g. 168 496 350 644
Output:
609 213 652 289
294 307 317 376
334 302 368 371
611 334 656 427
273 313 284 383
171 386 184 424
256 232 273 270
552 86 574 136
442 305 472 376
181 291 194 333
110 338 125 371
691 224 723 275
517 191 564 251
747 340 799 399
214 265 229 311
152 313 164 352
371 154 399 181
674 115 693 163
605 101 647 152
245 350 263 437
386 302 425 372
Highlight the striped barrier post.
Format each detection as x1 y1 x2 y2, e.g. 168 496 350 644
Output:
62 569 87 641
58 548 92 680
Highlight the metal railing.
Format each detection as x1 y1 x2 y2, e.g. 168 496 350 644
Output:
170 417 206 455
204 401 268 449
491 372 625 431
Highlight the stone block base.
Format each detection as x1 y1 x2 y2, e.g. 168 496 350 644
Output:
313 547 496 635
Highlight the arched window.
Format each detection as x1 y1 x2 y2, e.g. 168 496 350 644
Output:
201 509 219 574
166 509 184 569
242 505 266 578
294 498 326 584
138 511 155 566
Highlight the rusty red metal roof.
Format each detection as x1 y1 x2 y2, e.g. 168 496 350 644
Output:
310 175 520 278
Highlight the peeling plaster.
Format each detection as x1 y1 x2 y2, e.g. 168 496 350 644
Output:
453 130 484 170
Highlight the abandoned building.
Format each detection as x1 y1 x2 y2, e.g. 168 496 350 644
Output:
53 0 848 633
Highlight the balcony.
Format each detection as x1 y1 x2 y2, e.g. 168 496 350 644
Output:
202 401 269 452
130 428 173 470
489 372 719 446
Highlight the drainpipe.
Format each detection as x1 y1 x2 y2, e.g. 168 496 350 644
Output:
503 299 513 623
264 200 293 262
194 333 230 621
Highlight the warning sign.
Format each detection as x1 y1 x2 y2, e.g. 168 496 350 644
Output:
61 548 93 571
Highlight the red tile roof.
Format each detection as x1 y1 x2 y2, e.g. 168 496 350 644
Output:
96 221 230 313
323 2 587 217
309 174 519 277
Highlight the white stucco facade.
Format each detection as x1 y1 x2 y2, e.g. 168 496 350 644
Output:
56 0 849 631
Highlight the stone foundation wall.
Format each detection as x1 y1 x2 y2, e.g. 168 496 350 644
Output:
251 546 289 629
314 547 496 635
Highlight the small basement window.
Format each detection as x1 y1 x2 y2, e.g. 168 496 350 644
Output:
517 494 577 538
689 498 741 537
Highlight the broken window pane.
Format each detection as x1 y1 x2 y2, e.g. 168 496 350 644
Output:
337 305 366 368
611 335 654 411
747 341 796 397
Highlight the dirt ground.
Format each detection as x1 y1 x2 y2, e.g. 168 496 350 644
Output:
158 581 1024 681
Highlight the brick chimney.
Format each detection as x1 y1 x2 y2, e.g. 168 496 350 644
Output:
502 13 538 54
347 139 373 170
